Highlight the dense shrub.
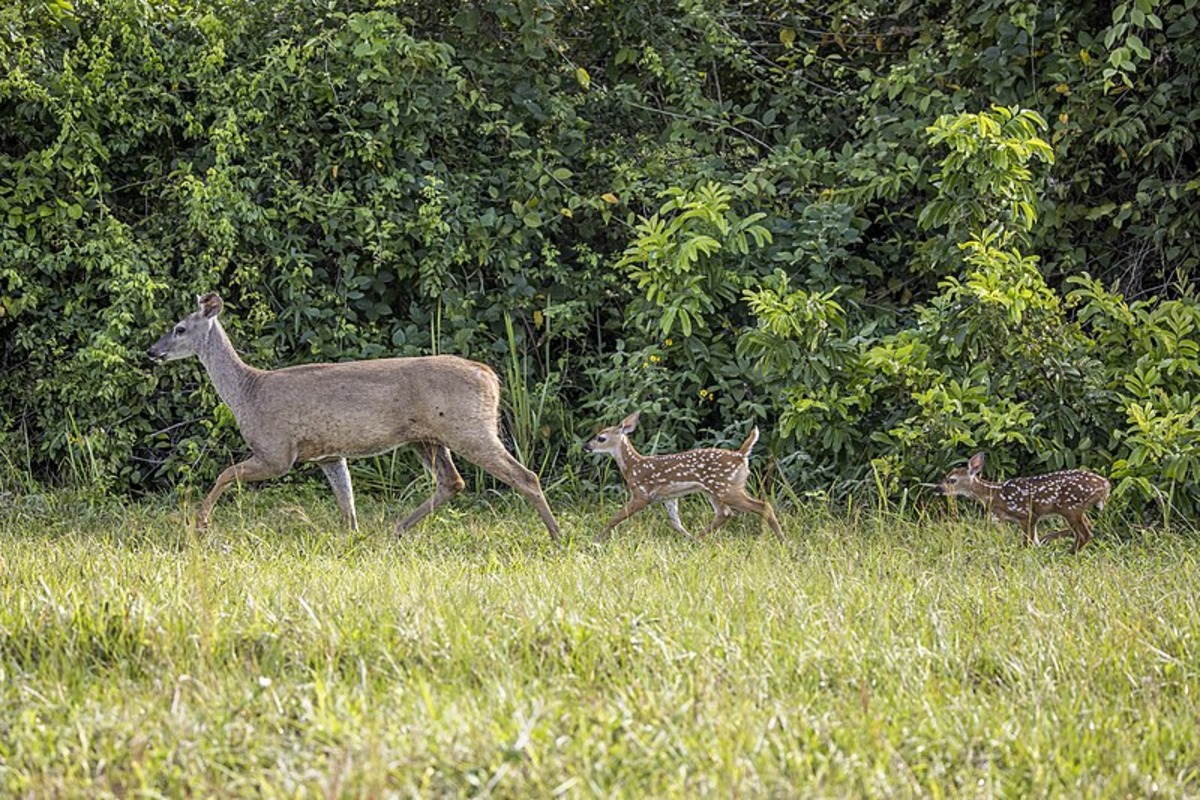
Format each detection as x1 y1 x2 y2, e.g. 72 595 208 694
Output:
2 0 1197 518
742 107 1200 518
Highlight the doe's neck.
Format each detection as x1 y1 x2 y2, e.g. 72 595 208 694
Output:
197 319 258 412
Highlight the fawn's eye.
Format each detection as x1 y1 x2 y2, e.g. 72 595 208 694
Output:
596 435 607 443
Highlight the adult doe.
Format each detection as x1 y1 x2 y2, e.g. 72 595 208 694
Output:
935 452 1109 553
584 411 784 542
147 293 560 540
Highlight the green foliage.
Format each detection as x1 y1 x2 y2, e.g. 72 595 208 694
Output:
743 105 1200 517
1 0 1197 518
1068 276 1200 521
1104 0 1168 90
618 181 771 338
920 106 1054 239
738 274 852 444
501 310 568 476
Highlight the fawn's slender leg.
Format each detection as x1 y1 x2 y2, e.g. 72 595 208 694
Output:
319 458 358 530
1029 514 1092 552
722 490 785 540
1080 512 1096 550
1040 527 1072 542
663 500 698 540
1066 511 1092 554
764 502 784 540
596 496 651 542
396 444 466 533
197 455 291 530
700 496 735 536
1020 517 1037 547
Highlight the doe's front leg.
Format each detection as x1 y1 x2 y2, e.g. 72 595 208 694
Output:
319 458 358 531
197 454 291 531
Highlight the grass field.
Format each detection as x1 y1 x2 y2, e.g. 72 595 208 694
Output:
1 487 1198 798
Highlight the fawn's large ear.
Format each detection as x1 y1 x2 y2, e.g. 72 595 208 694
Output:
619 411 641 434
197 292 223 319
967 452 985 477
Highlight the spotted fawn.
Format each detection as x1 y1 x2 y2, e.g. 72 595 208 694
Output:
584 411 784 542
935 452 1110 553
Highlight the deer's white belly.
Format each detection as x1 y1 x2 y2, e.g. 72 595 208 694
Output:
649 481 708 501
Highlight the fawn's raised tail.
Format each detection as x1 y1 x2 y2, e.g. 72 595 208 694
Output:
738 427 760 456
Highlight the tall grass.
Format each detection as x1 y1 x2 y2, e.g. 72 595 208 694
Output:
501 311 566 479
0 424 38 496
1 490 1198 797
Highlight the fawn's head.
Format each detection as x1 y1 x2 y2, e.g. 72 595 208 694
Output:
935 452 986 497
147 293 223 364
584 411 640 457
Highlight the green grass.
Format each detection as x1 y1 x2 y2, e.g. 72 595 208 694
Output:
1 488 1198 798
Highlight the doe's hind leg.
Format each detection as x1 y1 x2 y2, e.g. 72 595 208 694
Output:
395 444 466 533
457 435 561 542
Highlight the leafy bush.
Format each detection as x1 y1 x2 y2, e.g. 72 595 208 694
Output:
741 106 1200 517
2 1 1197 522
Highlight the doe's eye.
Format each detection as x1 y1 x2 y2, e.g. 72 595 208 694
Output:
174 325 186 336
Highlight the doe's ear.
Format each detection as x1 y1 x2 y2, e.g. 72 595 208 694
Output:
197 292 223 319
619 411 641 434
967 452 985 478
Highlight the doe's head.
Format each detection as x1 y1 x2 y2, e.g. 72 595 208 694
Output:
584 411 640 457
935 452 985 497
147 293 223 364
